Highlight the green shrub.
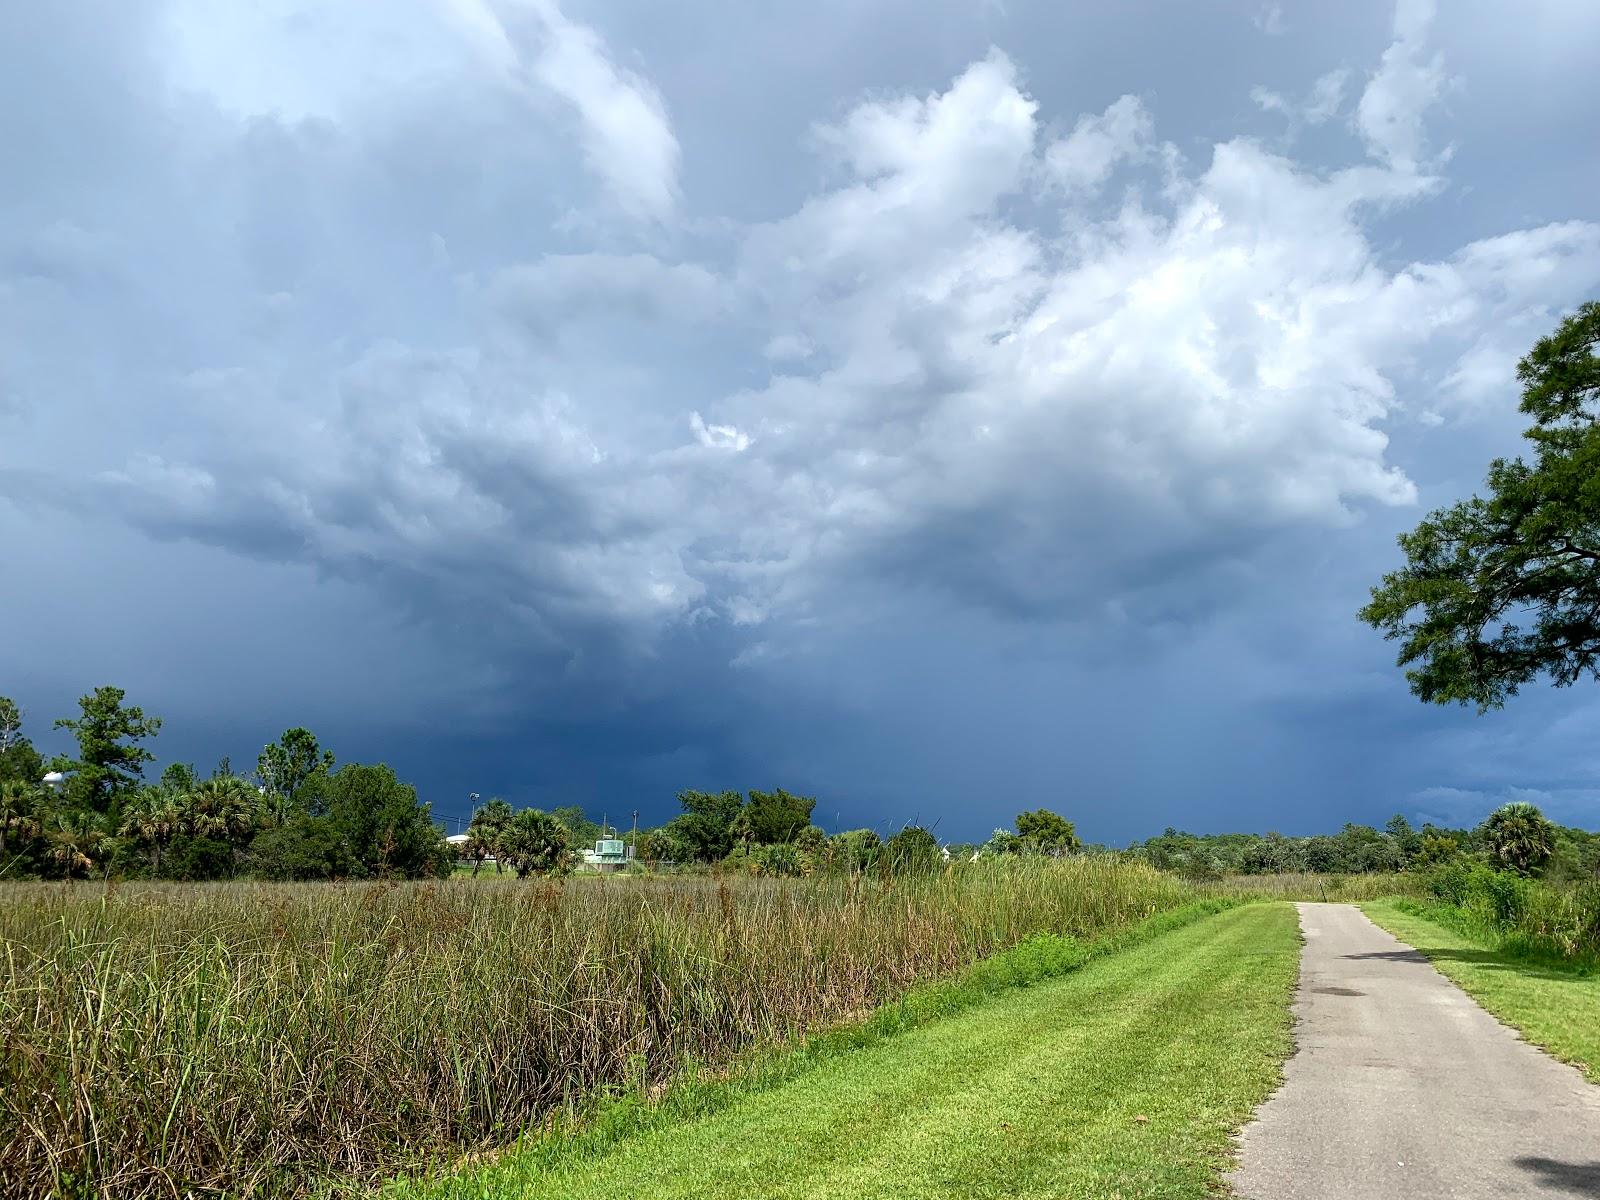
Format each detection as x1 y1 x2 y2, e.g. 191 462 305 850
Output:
160 834 238 881
824 829 881 873
248 817 354 880
883 825 941 873
1426 859 1487 908
754 842 802 877
1417 860 1600 964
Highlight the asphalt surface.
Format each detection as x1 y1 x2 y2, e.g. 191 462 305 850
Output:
1230 902 1600 1199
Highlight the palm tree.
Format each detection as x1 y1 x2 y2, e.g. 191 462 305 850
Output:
258 783 297 828
119 787 182 875
468 798 514 876
462 826 494 877
500 808 572 877
1481 802 1557 876
729 808 756 854
48 809 106 878
0 780 44 860
183 776 264 845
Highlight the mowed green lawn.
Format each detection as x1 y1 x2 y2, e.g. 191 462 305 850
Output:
1364 901 1600 1083
388 903 1299 1200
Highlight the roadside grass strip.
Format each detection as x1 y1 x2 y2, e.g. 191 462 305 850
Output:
1364 900 1600 1083
383 902 1299 1200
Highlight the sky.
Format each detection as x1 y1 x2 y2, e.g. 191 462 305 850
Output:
2 0 1599 844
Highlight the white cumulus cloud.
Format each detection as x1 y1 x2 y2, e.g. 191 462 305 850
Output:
1357 0 1450 172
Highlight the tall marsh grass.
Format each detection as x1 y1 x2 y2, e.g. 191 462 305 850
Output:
0 858 1188 1198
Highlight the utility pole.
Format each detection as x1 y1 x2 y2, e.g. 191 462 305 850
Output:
630 809 639 859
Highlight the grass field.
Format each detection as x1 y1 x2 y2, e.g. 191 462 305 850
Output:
387 903 1301 1200
1364 901 1600 1083
0 860 1189 1198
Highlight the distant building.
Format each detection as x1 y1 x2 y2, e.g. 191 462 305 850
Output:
580 837 633 872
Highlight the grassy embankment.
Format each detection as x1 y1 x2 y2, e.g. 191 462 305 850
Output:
1 859 1192 1199
386 902 1301 1200
1365 899 1600 1082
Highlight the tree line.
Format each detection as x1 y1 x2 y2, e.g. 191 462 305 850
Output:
3 687 1080 883
460 788 1029 877
8 688 1589 886
0 689 447 881
1126 806 1599 882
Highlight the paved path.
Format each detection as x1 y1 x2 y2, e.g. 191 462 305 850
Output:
1231 902 1600 1199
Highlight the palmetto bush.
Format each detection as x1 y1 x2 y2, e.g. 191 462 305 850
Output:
0 857 1187 1198
181 774 264 842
